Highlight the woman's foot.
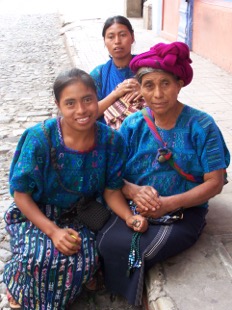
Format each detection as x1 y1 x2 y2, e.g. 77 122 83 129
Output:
84 269 105 292
142 290 149 310
6 290 21 309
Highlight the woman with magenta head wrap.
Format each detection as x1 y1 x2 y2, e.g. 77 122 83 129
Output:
97 42 230 307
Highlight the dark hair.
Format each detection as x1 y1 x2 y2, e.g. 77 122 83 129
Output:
53 68 97 102
102 15 134 38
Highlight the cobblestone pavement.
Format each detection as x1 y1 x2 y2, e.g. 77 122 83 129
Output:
0 6 144 310
0 9 70 310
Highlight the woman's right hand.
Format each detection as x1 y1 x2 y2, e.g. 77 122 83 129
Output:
50 227 82 256
13 192 82 256
126 214 148 233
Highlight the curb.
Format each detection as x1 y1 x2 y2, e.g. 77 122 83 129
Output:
145 264 177 310
58 13 79 68
149 297 177 310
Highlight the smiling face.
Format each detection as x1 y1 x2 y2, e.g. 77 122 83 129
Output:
56 81 98 133
104 23 134 60
140 71 184 117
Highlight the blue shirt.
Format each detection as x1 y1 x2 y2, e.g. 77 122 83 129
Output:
10 118 127 208
120 105 230 207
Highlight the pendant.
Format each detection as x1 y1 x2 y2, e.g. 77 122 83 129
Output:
157 148 172 163
158 154 167 163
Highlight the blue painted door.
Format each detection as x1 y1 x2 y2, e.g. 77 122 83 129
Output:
177 0 194 49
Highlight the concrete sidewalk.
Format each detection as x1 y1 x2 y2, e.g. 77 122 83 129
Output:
60 9 232 310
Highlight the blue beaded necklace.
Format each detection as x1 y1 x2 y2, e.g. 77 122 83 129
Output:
127 232 142 277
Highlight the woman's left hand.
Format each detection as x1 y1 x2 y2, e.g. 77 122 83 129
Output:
126 214 148 232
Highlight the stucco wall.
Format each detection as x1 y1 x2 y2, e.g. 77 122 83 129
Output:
125 0 143 17
192 0 232 73
160 0 181 41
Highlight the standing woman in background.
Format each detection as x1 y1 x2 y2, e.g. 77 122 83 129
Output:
90 15 144 128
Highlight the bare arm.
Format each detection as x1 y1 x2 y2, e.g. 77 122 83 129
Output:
98 91 118 117
14 191 81 255
103 188 148 232
137 169 225 218
170 169 224 208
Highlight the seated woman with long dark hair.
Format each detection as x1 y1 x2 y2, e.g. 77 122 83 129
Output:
3 68 147 310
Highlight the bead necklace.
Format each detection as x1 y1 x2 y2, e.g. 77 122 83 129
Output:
127 232 142 277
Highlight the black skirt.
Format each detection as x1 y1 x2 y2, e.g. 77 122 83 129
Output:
97 206 208 306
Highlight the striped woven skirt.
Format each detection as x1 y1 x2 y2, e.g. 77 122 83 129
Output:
97 206 207 306
3 202 98 310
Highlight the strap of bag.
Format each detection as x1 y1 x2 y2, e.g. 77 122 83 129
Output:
141 107 203 183
42 120 82 195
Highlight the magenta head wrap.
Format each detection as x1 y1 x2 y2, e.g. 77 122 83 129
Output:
130 42 193 86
